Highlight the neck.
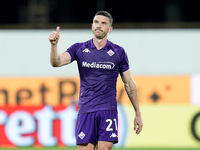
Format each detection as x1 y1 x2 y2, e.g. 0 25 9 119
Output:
93 36 107 50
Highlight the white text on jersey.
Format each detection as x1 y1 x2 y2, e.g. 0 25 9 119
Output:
82 61 115 70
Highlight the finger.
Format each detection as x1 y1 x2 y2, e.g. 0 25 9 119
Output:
134 125 137 132
134 122 137 131
49 36 56 41
139 124 143 130
49 32 56 38
138 124 143 133
136 124 143 134
48 35 55 40
49 32 59 40
48 35 54 41
136 128 140 134
56 26 60 34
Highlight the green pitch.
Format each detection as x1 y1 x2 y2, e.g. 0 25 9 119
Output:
1 147 200 150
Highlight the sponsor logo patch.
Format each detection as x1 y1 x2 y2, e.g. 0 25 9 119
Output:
110 133 118 138
82 48 91 53
82 61 115 70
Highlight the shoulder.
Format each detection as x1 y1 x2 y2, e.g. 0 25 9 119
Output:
107 40 126 57
70 39 92 49
107 40 125 52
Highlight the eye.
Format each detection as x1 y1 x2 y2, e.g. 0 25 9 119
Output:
94 20 98 24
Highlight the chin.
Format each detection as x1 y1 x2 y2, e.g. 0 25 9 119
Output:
95 34 107 39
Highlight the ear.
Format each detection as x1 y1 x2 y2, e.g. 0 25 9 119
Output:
91 23 94 29
109 26 113 33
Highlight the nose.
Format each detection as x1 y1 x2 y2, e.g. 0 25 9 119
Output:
97 23 102 28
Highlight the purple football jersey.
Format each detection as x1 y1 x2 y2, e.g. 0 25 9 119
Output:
66 39 129 113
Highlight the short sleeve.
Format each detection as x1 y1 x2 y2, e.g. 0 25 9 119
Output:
66 43 81 62
118 49 130 73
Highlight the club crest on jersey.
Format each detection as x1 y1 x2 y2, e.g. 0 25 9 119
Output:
78 131 85 139
107 49 115 56
82 48 91 53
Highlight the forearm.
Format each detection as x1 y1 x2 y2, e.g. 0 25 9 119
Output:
50 44 61 67
124 80 141 115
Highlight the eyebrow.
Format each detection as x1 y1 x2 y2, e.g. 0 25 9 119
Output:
94 19 108 24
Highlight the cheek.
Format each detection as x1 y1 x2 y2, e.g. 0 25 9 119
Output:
91 25 95 31
92 24 98 29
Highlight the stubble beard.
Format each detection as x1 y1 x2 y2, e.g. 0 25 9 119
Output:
93 29 108 39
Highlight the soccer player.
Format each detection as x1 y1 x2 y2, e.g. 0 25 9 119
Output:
49 11 143 150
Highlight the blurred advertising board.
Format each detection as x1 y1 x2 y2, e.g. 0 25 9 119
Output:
0 75 199 148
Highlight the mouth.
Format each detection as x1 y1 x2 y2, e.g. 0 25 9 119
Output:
95 29 103 32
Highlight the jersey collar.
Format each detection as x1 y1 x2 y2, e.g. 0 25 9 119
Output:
90 39 110 50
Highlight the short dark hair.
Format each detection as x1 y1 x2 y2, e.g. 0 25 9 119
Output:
94 11 113 26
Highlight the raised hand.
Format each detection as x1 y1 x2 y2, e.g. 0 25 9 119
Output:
48 26 60 45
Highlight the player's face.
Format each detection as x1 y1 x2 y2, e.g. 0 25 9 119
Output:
92 15 113 39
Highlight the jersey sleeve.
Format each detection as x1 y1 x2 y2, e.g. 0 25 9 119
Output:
118 48 130 73
65 43 81 62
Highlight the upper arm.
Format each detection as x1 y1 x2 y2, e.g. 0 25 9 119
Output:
59 52 71 66
120 69 133 84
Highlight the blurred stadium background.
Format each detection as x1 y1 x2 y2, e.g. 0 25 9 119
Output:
0 0 200 149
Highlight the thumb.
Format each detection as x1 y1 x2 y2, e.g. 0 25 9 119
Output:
56 26 60 33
